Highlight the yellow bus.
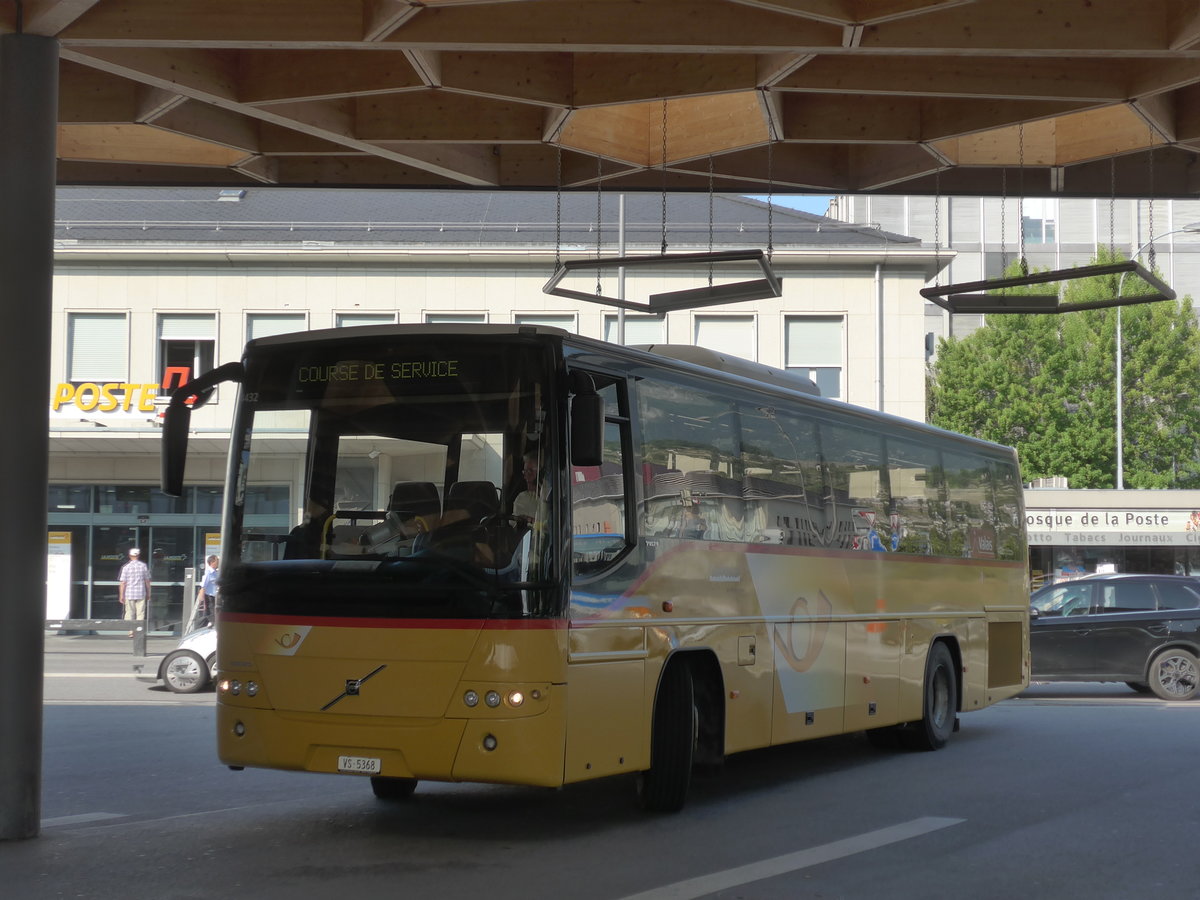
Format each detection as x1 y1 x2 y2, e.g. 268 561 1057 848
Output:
163 324 1029 811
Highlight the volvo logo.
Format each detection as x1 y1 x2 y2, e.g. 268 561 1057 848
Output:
321 664 386 710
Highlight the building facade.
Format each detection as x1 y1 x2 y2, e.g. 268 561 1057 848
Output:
48 188 941 629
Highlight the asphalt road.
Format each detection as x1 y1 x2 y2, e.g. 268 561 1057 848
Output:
4 636 1198 899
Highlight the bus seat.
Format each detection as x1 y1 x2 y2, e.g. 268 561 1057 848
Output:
388 481 441 520
445 480 500 523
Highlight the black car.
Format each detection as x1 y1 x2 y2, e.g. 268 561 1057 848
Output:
1030 573 1200 700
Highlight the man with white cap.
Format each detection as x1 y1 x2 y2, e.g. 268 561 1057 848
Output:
118 547 152 637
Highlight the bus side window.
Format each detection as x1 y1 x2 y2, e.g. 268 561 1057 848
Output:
570 374 631 577
637 379 742 542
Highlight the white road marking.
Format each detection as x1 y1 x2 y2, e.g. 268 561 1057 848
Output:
42 812 127 827
618 816 965 900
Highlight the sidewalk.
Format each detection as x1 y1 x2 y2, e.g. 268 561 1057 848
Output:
43 633 181 656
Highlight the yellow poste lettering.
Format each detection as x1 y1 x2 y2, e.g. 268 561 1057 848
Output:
51 382 163 414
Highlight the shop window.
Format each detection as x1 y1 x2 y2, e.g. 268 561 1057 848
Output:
48 484 92 513
243 485 290 516
194 486 224 514
67 312 127 386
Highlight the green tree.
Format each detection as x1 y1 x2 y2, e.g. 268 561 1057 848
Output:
927 250 1200 488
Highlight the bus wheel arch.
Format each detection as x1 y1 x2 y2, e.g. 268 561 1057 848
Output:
637 650 723 811
900 637 960 751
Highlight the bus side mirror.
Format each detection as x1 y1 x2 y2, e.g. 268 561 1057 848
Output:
161 362 244 497
570 390 604 467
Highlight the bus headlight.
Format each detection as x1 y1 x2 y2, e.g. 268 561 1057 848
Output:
506 690 525 708
484 690 501 708
463 690 479 708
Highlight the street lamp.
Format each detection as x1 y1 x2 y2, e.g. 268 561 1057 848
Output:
1115 221 1200 488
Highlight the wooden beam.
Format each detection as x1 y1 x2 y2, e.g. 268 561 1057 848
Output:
238 50 426 104
58 60 139 123
775 55 1130 102
22 0 104 36
232 154 280 184
363 0 420 42
860 0 1171 54
1171 84 1200 143
150 99 262 153
57 160 259 185
355 93 547 142
918 96 1095 142
64 48 498 184
271 155 466 186
58 123 247 166
1052 105 1159 165
385 0 844 53
135 86 189 123
572 53 757 108
367 142 500 184
931 119 1058 166
559 104 652 167
850 142 942 190
1132 90 1177 143
60 0 365 45
441 52 574 107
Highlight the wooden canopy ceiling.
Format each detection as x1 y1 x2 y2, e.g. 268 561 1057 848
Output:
10 0 1200 197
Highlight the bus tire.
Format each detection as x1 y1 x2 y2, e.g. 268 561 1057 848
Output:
900 641 957 751
370 776 418 800
637 661 695 812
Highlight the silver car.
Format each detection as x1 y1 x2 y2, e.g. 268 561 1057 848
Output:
157 626 218 693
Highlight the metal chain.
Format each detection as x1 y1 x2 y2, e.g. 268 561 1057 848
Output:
595 153 603 296
660 99 668 256
766 129 775 262
708 154 715 287
1109 156 1116 257
554 145 562 270
1000 168 1007 271
934 169 941 286
1018 124 1028 276
1147 134 1156 272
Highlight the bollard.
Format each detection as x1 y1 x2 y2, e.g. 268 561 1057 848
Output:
132 622 147 657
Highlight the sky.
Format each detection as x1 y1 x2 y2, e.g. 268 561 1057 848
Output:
748 195 833 216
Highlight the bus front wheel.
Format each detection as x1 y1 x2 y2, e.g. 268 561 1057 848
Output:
900 641 958 751
370 776 418 800
636 661 695 812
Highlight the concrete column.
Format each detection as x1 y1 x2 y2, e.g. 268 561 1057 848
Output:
0 32 59 842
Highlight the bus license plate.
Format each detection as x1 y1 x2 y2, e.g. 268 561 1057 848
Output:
337 755 381 774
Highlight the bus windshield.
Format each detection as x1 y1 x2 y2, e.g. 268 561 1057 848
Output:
222 333 560 620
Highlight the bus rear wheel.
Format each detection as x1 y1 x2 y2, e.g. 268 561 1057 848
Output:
900 641 957 751
370 776 418 800
636 661 695 812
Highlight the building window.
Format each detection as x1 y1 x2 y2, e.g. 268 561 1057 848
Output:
785 316 843 399
247 313 307 342
158 314 216 394
694 315 755 360
67 313 127 385
1021 198 1057 245
426 313 486 324
514 313 577 333
603 314 665 345
336 313 397 327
